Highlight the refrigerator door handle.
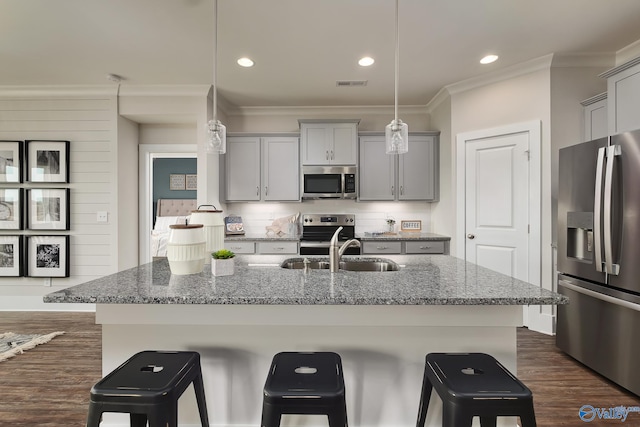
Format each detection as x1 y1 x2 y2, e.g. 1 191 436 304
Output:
603 144 621 275
594 146 606 272
559 280 640 313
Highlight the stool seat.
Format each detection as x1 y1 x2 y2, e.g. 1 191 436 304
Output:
417 353 536 427
262 352 348 427
87 350 209 427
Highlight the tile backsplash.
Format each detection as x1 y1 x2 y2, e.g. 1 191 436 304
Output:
223 200 432 236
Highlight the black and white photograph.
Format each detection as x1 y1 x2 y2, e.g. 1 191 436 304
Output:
0 235 23 277
26 188 70 230
0 188 23 230
0 140 23 183
26 140 70 183
26 235 69 277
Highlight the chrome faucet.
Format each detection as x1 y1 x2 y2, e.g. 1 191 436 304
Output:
329 226 361 272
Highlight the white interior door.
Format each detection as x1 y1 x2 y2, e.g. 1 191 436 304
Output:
457 121 542 332
465 133 529 280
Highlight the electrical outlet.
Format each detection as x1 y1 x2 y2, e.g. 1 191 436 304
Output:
97 211 108 223
43 278 52 287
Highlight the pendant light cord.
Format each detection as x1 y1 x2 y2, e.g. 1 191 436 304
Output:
213 0 218 122
394 0 399 123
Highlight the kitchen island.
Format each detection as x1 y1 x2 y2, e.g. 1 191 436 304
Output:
45 255 566 427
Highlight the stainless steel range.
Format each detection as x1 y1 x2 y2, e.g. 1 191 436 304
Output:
299 214 360 256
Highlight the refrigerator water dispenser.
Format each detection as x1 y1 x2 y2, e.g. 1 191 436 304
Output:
566 212 593 262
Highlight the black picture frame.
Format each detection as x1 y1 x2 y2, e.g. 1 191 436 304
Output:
0 140 23 183
26 188 70 230
25 235 70 277
25 140 70 183
0 235 23 277
0 188 23 230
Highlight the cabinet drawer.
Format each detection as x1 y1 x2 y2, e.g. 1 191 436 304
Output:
405 241 445 254
362 241 402 254
257 241 298 254
224 241 255 254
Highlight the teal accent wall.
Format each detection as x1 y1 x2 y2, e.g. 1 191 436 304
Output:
153 158 197 222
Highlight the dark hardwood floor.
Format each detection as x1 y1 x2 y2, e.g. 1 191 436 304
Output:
1 311 639 426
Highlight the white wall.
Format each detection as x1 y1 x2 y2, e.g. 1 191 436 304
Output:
117 116 139 271
0 86 119 310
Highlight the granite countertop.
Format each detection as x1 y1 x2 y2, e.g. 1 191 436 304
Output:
44 255 567 306
357 232 450 241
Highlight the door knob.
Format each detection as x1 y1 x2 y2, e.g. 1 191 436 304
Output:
467 234 475 239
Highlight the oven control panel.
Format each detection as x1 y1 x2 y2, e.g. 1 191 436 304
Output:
302 214 355 225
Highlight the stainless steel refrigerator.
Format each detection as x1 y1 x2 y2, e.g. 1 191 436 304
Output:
557 128 640 396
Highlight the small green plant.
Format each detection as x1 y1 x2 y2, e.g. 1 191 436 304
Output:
386 218 396 226
212 249 235 259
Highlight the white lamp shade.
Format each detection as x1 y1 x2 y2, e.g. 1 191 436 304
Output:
385 119 408 154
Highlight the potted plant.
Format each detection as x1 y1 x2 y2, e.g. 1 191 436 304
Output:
386 218 396 233
211 249 235 276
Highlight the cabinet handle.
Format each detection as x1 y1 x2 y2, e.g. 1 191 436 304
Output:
256 186 259 196
265 186 268 196
376 246 388 250
400 185 404 195
391 185 395 195
419 246 431 249
326 150 329 160
330 150 334 160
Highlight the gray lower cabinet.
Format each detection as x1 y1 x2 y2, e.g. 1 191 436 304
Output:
225 241 256 254
223 135 300 202
359 133 439 201
224 241 298 255
362 240 446 255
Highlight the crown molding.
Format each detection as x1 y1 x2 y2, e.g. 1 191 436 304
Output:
600 55 640 79
225 104 428 117
118 84 210 97
580 92 607 107
445 54 554 96
425 86 452 114
0 85 118 97
616 39 640 66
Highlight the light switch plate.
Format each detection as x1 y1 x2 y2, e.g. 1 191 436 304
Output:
97 211 108 223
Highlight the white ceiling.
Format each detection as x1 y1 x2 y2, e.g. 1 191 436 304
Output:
3 0 640 108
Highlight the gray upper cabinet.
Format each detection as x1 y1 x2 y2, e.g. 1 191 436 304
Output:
223 135 299 202
300 120 359 165
601 57 640 135
359 133 439 202
581 93 608 142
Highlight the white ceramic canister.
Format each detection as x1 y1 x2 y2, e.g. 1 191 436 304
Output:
189 205 225 263
167 224 206 275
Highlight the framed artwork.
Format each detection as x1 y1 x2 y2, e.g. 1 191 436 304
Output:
26 140 70 183
401 220 422 232
25 235 70 277
185 174 197 190
26 188 70 230
0 188 23 230
0 235 23 277
0 140 23 183
169 174 186 190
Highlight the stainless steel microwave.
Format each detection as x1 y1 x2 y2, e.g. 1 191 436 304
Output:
302 166 357 199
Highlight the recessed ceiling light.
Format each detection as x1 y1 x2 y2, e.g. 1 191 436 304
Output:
358 57 375 67
237 57 254 67
480 55 499 65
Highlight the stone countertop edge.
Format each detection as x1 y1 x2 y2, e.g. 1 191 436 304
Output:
224 233 451 241
43 255 568 306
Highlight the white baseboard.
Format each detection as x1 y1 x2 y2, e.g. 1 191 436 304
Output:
0 296 95 312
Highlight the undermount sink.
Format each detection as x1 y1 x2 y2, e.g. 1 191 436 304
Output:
280 258 399 272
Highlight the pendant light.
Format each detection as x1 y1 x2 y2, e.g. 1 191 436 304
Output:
206 0 226 154
385 0 408 154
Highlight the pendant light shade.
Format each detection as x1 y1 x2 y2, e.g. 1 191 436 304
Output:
385 0 408 155
206 0 226 154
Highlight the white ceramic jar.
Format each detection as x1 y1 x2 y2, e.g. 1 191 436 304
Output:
167 224 205 275
189 206 225 264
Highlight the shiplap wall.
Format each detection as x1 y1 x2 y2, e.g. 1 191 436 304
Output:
0 87 118 310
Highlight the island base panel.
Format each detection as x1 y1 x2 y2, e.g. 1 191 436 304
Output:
101 323 518 427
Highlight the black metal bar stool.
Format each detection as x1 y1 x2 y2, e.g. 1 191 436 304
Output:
261 351 348 427
416 352 536 427
86 350 210 427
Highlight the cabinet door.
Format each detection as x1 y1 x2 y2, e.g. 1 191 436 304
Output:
225 137 261 201
399 135 438 201
607 60 640 134
583 97 608 142
358 136 395 201
361 241 402 254
262 137 300 201
301 124 331 165
330 123 357 165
